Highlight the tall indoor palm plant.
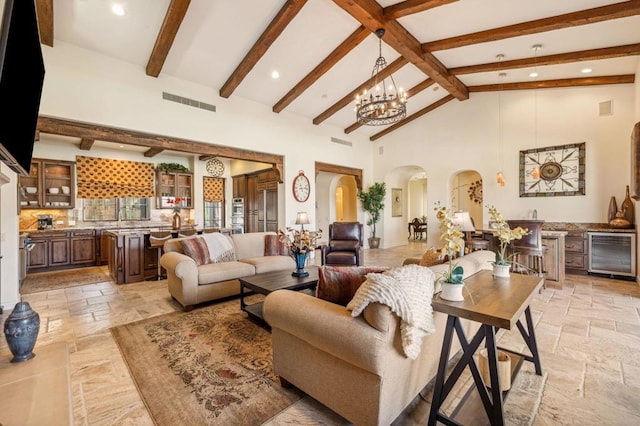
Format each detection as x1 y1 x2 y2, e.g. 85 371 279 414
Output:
357 182 386 248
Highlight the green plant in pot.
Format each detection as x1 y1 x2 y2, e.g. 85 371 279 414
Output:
486 205 529 277
357 182 386 249
434 202 465 301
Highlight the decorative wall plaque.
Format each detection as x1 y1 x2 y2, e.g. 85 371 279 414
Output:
519 142 585 197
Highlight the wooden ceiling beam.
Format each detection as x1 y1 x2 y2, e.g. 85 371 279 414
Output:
79 138 94 150
220 0 307 98
383 0 458 19
370 95 455 141
35 0 54 47
451 44 640 76
315 161 363 190
146 0 191 77
36 116 285 182
144 147 164 157
344 78 435 134
423 1 640 52
468 75 635 92
332 0 469 100
273 25 369 113
313 57 409 125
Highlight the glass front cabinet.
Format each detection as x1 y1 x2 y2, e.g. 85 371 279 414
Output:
156 170 193 209
19 159 75 209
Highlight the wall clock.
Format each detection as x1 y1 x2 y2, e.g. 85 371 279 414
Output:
292 170 310 202
519 142 585 197
206 157 224 177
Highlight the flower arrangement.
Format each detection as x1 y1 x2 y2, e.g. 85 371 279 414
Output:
434 202 464 284
486 205 529 265
169 197 186 214
278 227 323 255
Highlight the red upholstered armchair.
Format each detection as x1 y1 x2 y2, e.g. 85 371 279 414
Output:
321 222 364 266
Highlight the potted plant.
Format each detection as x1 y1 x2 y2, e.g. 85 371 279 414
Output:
434 202 465 301
357 182 386 249
486 205 529 277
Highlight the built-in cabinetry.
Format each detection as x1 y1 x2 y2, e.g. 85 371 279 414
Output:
233 169 279 233
28 229 96 271
156 170 193 209
19 158 75 209
106 231 147 284
565 231 588 275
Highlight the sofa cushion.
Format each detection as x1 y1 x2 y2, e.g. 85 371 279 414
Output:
264 234 288 256
242 256 295 274
197 261 255 285
317 265 389 306
419 247 445 267
180 237 211 266
329 240 359 251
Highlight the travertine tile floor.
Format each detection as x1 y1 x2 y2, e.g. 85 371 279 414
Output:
1 242 640 425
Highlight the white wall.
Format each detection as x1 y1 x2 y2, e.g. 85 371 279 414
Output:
374 84 637 248
0 163 19 309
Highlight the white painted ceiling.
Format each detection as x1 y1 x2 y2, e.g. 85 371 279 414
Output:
39 0 640 141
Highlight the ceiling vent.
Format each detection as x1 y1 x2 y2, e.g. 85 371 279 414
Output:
163 92 216 112
598 100 613 116
330 136 352 147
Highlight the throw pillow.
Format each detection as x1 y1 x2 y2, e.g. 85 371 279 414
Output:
317 265 389 306
419 247 444 267
181 237 211 266
264 234 288 256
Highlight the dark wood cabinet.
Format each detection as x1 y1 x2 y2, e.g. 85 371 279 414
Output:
19 159 75 210
232 175 247 198
565 231 588 274
28 231 71 270
157 170 193 209
107 231 148 284
246 174 259 232
28 238 49 270
71 230 96 265
241 169 279 233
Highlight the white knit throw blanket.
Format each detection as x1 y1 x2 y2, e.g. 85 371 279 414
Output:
347 264 435 360
202 233 236 263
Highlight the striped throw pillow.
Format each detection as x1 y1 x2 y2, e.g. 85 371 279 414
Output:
181 237 211 266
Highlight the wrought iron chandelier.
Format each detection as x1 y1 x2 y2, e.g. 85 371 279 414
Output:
355 29 407 126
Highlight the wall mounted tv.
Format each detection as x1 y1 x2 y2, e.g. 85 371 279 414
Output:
0 0 45 176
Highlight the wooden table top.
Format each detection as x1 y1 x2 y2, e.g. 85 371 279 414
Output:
238 265 319 294
432 270 543 330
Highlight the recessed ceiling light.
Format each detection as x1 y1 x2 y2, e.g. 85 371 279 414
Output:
529 72 539 78
581 68 593 74
112 3 126 16
271 70 280 79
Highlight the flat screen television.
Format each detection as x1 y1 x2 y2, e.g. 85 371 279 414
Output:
0 0 45 176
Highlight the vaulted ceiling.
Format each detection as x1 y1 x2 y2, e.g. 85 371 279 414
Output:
34 0 640 147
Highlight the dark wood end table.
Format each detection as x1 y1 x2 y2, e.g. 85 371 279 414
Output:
428 270 544 426
238 266 319 321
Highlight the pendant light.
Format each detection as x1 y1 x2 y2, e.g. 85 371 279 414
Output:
496 55 506 187
531 44 542 180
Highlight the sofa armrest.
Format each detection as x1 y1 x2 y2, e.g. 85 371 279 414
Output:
264 290 397 375
160 251 199 308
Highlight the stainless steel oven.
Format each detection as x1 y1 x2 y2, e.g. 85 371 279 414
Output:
231 197 244 234
588 232 636 278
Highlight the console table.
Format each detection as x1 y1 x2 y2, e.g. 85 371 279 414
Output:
428 270 544 426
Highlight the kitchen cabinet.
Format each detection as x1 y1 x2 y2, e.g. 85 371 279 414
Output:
157 170 193 209
19 158 75 209
241 169 279 233
107 231 146 284
71 230 96 266
565 231 588 274
232 175 247 198
246 174 259 232
28 231 71 270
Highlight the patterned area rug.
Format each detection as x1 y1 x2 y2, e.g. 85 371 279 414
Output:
21 265 112 294
111 298 303 425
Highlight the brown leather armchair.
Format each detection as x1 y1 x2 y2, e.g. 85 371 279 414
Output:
321 222 364 266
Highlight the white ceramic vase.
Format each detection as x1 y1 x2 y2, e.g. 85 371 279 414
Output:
440 282 464 301
493 263 510 278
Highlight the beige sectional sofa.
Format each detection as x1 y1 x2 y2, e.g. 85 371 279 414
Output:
263 249 495 425
161 231 295 310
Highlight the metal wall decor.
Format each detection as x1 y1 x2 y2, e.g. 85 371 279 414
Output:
206 157 224 177
519 142 585 197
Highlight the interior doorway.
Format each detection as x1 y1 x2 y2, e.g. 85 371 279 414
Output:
451 170 483 227
335 176 357 222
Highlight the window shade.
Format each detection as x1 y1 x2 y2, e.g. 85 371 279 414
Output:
76 155 155 199
204 177 224 202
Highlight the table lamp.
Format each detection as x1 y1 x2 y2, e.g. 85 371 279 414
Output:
452 211 475 256
295 211 310 231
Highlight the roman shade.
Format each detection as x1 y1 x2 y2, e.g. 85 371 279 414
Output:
203 177 224 202
76 155 154 199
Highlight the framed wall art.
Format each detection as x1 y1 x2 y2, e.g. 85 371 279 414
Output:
519 142 585 197
392 188 402 217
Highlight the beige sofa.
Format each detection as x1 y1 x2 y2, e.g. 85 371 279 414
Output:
161 231 295 310
263 249 495 425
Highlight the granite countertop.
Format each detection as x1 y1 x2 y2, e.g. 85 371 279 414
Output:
542 222 636 234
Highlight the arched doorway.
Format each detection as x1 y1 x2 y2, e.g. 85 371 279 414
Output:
451 170 483 227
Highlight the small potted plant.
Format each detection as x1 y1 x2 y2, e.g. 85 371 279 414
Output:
434 202 465 301
486 205 529 277
357 182 386 249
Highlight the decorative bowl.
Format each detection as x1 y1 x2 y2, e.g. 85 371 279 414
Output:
61 186 70 195
29 201 38 206
25 187 37 194
48 187 59 194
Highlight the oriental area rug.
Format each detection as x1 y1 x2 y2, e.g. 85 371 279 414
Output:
21 265 112 294
110 298 304 425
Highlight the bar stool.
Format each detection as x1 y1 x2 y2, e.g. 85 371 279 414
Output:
507 220 546 290
148 231 172 280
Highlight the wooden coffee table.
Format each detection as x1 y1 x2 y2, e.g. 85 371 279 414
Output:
239 266 319 321
428 270 544 426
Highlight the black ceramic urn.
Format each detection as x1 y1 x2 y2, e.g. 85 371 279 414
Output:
3 301 40 363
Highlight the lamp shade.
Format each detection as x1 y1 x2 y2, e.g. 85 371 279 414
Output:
295 212 310 225
452 211 475 232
